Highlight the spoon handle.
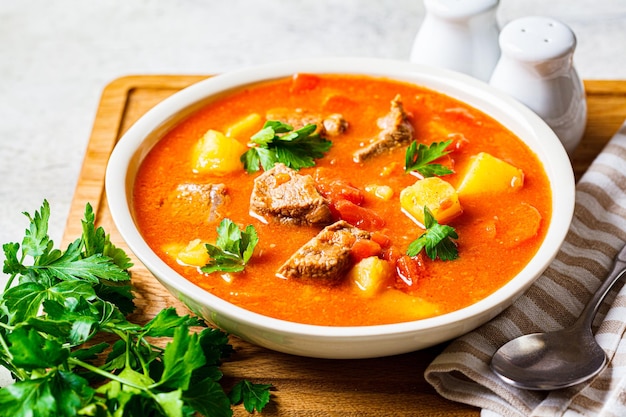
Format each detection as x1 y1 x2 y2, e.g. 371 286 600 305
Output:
577 244 626 329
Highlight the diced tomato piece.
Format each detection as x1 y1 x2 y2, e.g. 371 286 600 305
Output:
315 168 363 203
371 231 391 248
395 254 424 289
332 199 385 230
290 73 321 94
317 179 364 205
382 245 402 263
350 239 383 262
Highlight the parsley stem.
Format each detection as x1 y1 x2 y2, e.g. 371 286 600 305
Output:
68 357 150 394
0 322 14 331
125 332 132 369
137 336 155 374
3 273 18 292
107 326 151 376
0 331 29 381
0 331 13 361
130 333 150 376
71 357 167 413
0 323 18 376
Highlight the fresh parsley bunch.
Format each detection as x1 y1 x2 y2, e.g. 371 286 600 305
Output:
241 120 332 173
0 200 271 417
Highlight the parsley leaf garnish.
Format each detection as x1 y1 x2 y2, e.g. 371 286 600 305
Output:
229 380 273 413
241 120 332 173
202 218 259 274
0 200 272 416
406 207 459 261
404 140 454 177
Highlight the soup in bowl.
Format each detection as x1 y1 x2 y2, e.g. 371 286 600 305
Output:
106 58 575 358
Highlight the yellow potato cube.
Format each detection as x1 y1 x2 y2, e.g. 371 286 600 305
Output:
162 242 186 259
399 177 462 226
176 239 210 267
348 256 393 298
456 152 524 197
225 113 263 139
365 184 394 201
192 129 247 175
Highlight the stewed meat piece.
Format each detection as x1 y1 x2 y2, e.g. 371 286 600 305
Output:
277 220 371 283
249 163 333 226
170 183 229 223
266 108 348 137
322 113 349 136
353 94 414 162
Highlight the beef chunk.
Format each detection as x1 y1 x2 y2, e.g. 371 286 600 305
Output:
249 163 333 226
322 113 349 136
266 108 347 137
277 220 371 283
170 183 229 222
353 94 414 162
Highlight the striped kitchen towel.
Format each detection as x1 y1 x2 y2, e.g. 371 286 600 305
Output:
425 120 626 417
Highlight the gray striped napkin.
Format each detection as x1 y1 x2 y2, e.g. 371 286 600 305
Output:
425 121 626 417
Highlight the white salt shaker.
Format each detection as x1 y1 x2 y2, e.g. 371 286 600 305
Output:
489 16 586 156
409 0 500 82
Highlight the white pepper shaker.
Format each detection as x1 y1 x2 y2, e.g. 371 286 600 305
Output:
489 16 587 156
409 0 500 82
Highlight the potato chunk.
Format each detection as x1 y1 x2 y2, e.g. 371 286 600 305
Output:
400 177 462 226
365 184 394 201
456 152 524 197
176 239 210 267
348 256 393 297
192 129 247 175
225 113 263 139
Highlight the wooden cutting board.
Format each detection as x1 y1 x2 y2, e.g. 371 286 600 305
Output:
61 76 626 416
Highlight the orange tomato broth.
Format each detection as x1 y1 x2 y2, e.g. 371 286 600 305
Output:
133 73 551 326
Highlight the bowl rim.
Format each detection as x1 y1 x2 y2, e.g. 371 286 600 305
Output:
105 57 575 339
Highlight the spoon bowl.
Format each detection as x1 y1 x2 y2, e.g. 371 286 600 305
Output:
491 244 626 390
491 327 607 390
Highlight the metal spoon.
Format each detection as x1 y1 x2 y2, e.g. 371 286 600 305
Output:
490 244 626 390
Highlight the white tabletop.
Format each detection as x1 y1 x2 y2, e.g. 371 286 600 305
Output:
1 0 625 263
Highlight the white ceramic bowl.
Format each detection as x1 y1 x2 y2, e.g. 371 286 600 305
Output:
106 57 575 359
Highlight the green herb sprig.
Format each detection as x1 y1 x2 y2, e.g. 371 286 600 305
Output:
201 219 259 274
406 207 459 261
404 140 454 178
0 200 271 416
241 120 332 173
